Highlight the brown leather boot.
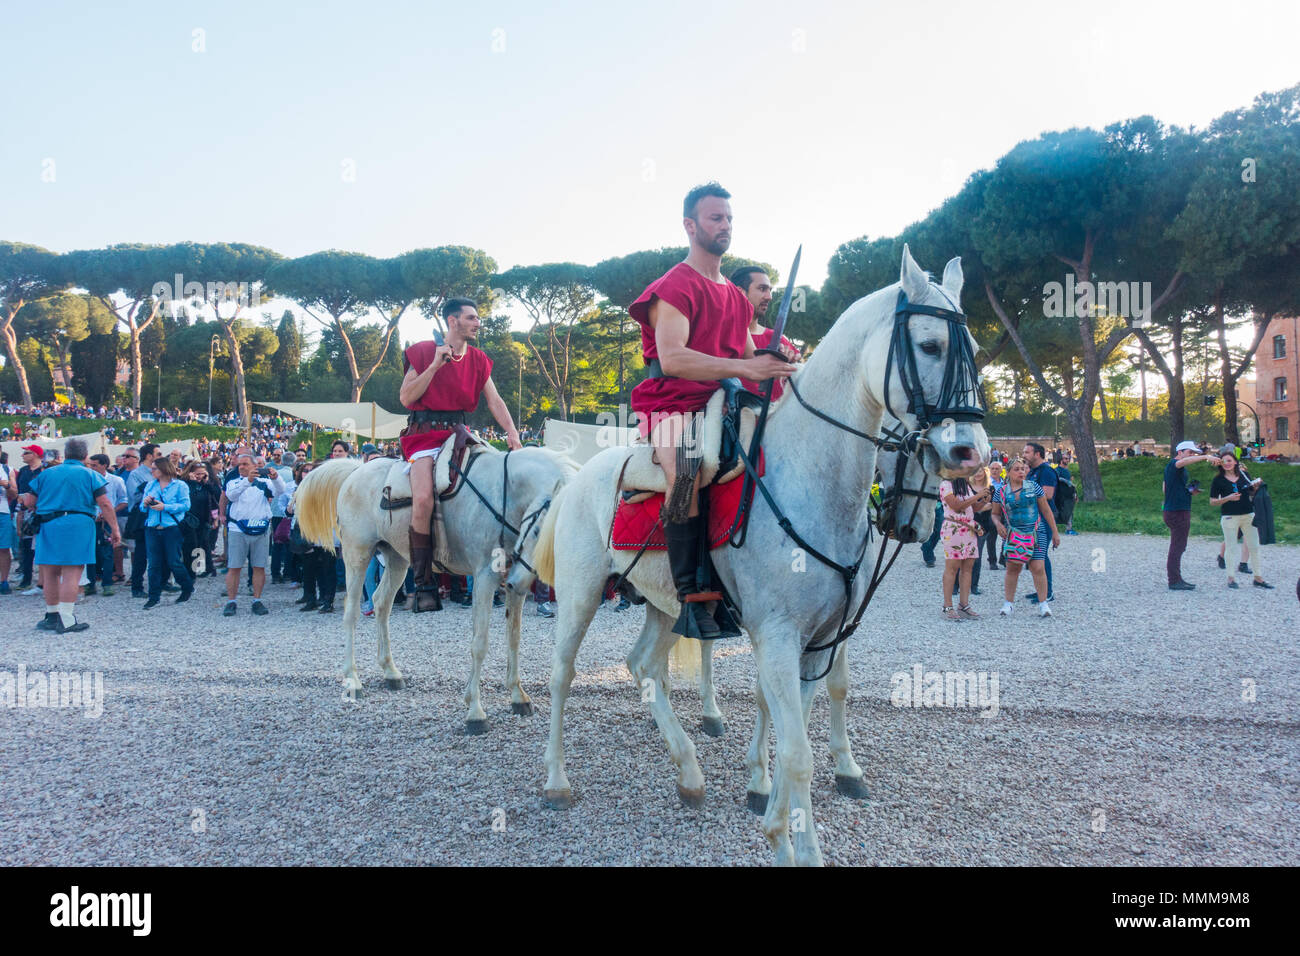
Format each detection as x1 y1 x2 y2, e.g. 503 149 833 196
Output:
408 528 442 613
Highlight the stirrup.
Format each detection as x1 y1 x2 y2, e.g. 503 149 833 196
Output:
673 599 722 640
412 586 442 613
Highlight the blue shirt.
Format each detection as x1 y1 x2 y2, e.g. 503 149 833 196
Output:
1027 463 1058 516
996 479 1043 530
139 478 191 529
29 459 108 516
1163 459 1192 512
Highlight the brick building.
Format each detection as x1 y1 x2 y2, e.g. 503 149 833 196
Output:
1254 314 1300 457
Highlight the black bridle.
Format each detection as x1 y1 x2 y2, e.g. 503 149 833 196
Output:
874 419 941 538
726 289 983 681
885 290 986 428
448 449 552 575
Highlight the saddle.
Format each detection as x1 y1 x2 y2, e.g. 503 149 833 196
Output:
617 380 763 504
380 424 486 511
610 381 766 552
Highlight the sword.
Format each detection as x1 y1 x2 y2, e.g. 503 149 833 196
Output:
730 244 801 548
755 244 801 368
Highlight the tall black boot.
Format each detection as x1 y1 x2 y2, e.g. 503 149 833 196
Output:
664 516 721 640
408 528 442 613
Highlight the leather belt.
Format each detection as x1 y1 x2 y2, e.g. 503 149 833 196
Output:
408 409 466 426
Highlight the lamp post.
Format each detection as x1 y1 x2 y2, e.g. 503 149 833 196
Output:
208 334 221 419
1237 399 1263 452
517 354 525 424
155 364 162 415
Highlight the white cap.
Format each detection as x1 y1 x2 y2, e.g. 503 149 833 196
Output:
1175 441 1199 454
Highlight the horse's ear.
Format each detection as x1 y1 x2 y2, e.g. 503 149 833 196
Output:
900 244 928 301
942 256 964 298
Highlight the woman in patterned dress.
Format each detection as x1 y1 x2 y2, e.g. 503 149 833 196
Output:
939 475 989 620
991 457 1060 617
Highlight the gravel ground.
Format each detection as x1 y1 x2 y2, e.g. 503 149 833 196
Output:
1 530 1297 866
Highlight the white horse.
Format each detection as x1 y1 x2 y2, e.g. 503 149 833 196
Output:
741 413 941 812
294 446 576 732
533 246 988 866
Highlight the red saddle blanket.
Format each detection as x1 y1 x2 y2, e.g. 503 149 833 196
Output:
610 451 764 551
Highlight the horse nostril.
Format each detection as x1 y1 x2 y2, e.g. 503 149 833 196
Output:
951 445 974 461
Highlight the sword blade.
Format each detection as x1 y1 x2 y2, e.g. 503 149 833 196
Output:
766 244 802 347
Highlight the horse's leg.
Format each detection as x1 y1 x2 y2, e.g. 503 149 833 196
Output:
374 548 407 689
754 634 823 867
630 604 707 808
339 545 365 697
827 647 867 798
744 681 773 813
542 573 604 809
463 562 495 734
340 545 371 693
699 641 724 737
504 577 532 716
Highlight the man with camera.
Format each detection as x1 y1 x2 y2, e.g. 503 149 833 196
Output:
222 451 285 616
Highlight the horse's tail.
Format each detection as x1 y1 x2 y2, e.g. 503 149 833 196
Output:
294 458 361 547
532 484 567 585
669 637 701 681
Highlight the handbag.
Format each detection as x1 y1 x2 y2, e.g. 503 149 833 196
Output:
124 506 147 538
1003 520 1039 563
288 520 312 556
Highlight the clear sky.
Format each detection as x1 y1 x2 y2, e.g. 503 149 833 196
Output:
3 0 1298 345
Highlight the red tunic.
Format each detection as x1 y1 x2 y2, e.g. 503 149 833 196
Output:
400 341 493 458
629 263 752 436
742 327 798 400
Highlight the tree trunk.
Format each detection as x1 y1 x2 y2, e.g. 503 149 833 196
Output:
1168 377 1186 448
129 326 143 418
1169 313 1186 448
1 315 34 408
1098 387 1108 423
1065 401 1105 501
1216 296 1238 445
219 322 250 430
1136 342 1148 420
1012 373 1022 411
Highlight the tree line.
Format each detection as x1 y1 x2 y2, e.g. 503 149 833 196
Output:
2 84 1297 501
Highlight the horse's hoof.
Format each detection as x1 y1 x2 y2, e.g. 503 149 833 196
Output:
542 789 573 810
464 719 490 736
746 790 769 815
677 784 706 810
342 685 364 700
510 701 534 716
700 716 725 737
384 678 405 691
835 774 870 800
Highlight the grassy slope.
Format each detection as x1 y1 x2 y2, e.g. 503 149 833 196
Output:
1070 457 1299 542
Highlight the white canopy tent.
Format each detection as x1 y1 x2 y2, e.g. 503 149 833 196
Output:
2 434 196 463
253 401 408 440
541 418 639 465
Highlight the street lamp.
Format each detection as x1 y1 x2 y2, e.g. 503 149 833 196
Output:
208 334 221 419
155 364 162 415
517 354 525 424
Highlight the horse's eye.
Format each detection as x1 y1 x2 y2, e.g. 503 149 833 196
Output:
919 341 941 356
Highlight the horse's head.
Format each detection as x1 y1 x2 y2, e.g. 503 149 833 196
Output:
502 448 577 595
857 245 990 479
874 414 938 544
503 489 556 594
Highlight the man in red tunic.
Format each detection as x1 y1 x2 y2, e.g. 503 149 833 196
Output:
629 182 793 639
399 297 521 611
730 265 801 399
